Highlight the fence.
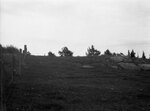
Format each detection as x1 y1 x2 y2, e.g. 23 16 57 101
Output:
0 45 24 111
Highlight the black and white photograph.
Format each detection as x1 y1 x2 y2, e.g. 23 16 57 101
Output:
0 0 150 110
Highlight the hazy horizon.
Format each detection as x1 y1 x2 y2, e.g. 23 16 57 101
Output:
1 0 150 57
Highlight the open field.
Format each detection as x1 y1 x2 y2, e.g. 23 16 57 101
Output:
5 56 150 111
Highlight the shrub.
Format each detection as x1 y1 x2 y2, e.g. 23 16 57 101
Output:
48 51 55 57
27 51 31 55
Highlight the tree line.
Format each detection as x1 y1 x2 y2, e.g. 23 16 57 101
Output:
48 45 148 59
0 44 148 59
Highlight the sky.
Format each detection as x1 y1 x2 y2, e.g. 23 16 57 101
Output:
1 0 150 57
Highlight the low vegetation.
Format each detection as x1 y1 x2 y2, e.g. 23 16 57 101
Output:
1 44 150 111
4 55 150 111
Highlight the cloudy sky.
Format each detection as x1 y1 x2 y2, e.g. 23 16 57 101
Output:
1 0 150 57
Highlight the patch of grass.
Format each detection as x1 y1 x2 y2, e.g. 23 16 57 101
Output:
5 55 150 111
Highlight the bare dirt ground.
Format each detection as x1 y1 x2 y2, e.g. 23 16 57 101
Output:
6 56 150 111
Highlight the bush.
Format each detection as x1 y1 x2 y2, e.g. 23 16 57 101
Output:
58 47 73 57
48 51 55 57
27 51 31 55
86 45 101 56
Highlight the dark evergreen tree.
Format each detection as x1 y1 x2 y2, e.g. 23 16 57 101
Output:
142 51 146 59
104 49 112 56
58 47 73 57
113 52 116 56
130 50 135 58
86 45 101 56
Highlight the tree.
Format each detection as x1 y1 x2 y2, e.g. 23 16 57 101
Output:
142 51 146 59
48 51 55 57
104 49 112 56
2 45 20 54
86 45 101 56
58 47 73 57
130 49 135 58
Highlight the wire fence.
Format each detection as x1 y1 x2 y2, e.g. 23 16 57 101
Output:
0 45 25 111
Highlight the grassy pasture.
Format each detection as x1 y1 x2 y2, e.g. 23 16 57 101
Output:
5 56 150 111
